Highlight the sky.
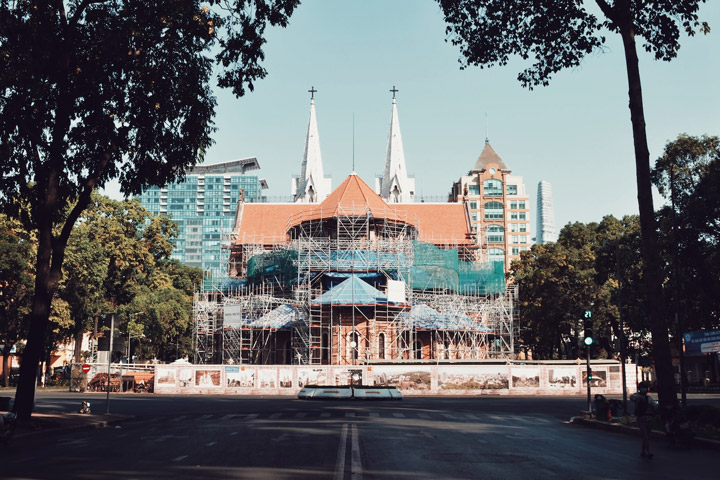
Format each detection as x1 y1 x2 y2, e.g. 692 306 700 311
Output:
107 1 720 236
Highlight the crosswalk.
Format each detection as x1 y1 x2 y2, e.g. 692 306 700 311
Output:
138 411 557 425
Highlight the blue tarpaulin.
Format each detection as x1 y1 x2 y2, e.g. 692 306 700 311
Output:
312 274 390 305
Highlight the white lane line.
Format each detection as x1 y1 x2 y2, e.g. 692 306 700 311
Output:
321 412 331 418
465 414 481 420
197 414 213 421
295 412 307 418
392 413 405 418
245 413 259 420
333 424 349 480
220 414 237 420
369 412 380 418
170 415 187 422
350 424 363 480
206 441 217 447
417 413 430 419
345 412 355 417
229 432 239 436
173 455 188 462
269 413 282 419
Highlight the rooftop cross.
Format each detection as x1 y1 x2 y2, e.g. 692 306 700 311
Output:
390 85 398 99
308 86 317 99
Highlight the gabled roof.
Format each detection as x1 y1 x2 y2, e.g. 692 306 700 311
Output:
312 275 390 305
396 203 473 244
472 141 509 172
232 203 308 245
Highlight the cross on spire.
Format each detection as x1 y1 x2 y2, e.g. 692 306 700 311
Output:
390 85 399 99
308 86 317 99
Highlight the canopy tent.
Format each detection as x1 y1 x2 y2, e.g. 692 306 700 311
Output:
312 274 391 306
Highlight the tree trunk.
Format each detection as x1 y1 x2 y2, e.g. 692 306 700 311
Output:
619 20 677 408
74 329 84 364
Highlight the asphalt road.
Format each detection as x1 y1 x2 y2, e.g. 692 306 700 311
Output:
2 392 718 479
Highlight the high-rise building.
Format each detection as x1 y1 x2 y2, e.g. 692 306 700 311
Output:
137 158 265 284
449 140 531 271
536 180 557 244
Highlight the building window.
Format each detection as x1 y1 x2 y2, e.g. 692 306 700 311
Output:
484 201 504 220
488 247 505 264
349 332 359 361
510 224 519 233
468 184 480 195
519 224 527 232
486 225 504 243
414 340 423 360
469 201 477 210
512 247 520 255
510 201 517 209
483 179 503 196
518 212 527 220
506 185 518 195
378 333 386 360
518 201 526 209
511 212 518 220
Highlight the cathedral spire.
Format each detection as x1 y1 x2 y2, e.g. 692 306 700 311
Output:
292 87 331 203
378 86 415 203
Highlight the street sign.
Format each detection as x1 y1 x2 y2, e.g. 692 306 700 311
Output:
81 364 91 373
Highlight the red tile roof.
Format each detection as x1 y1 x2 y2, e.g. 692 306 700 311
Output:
232 175 473 246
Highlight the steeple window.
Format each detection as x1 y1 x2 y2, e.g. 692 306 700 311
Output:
483 179 503 196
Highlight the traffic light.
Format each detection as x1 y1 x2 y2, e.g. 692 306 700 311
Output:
583 316 594 346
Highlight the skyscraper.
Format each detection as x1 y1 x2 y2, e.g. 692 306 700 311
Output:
137 157 265 285
449 141 531 271
536 180 557 244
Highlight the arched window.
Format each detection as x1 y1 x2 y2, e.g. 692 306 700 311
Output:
483 179 503 196
484 201 504 220
488 247 505 264
348 332 359 361
378 333 386 360
486 225 504 243
414 339 423 360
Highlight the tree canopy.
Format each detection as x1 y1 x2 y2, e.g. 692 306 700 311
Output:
438 0 711 408
0 0 299 420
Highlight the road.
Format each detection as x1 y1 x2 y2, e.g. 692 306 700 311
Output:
2 392 718 479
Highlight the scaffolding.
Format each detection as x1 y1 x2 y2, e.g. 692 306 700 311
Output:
194 201 516 365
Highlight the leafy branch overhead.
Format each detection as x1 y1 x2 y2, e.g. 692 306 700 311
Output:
438 0 709 88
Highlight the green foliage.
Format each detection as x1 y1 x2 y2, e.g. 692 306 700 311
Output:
437 0 709 89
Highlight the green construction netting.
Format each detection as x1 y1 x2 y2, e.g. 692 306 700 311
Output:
244 241 505 294
410 241 505 294
246 250 298 283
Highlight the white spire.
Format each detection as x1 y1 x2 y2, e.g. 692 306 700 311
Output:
293 88 331 203
379 87 415 203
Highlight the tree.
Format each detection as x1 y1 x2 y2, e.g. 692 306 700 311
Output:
0 214 34 386
0 0 298 420
438 0 710 408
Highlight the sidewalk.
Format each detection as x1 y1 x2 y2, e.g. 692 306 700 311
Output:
5 411 133 440
571 415 720 451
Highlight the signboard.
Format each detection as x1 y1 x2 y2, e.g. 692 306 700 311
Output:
684 329 720 356
223 304 244 327
81 364 91 373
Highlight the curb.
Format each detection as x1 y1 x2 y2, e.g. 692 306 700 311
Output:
11 413 135 440
570 416 720 451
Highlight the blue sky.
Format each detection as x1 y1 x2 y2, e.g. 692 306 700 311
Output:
110 1 719 236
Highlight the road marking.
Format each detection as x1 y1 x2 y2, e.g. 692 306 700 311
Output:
369 412 380 418
334 424 349 480
206 441 217 447
229 432 239 436
464 414 481 420
345 412 355 417
417 413 430 419
321 412 331 418
295 412 307 418
350 424 363 480
269 413 282 419
170 415 187 422
173 455 187 462
220 414 238 420
441 413 460 420
245 413 259 420
197 414 213 421
392 413 405 418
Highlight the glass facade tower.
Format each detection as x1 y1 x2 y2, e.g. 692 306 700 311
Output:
137 158 264 287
